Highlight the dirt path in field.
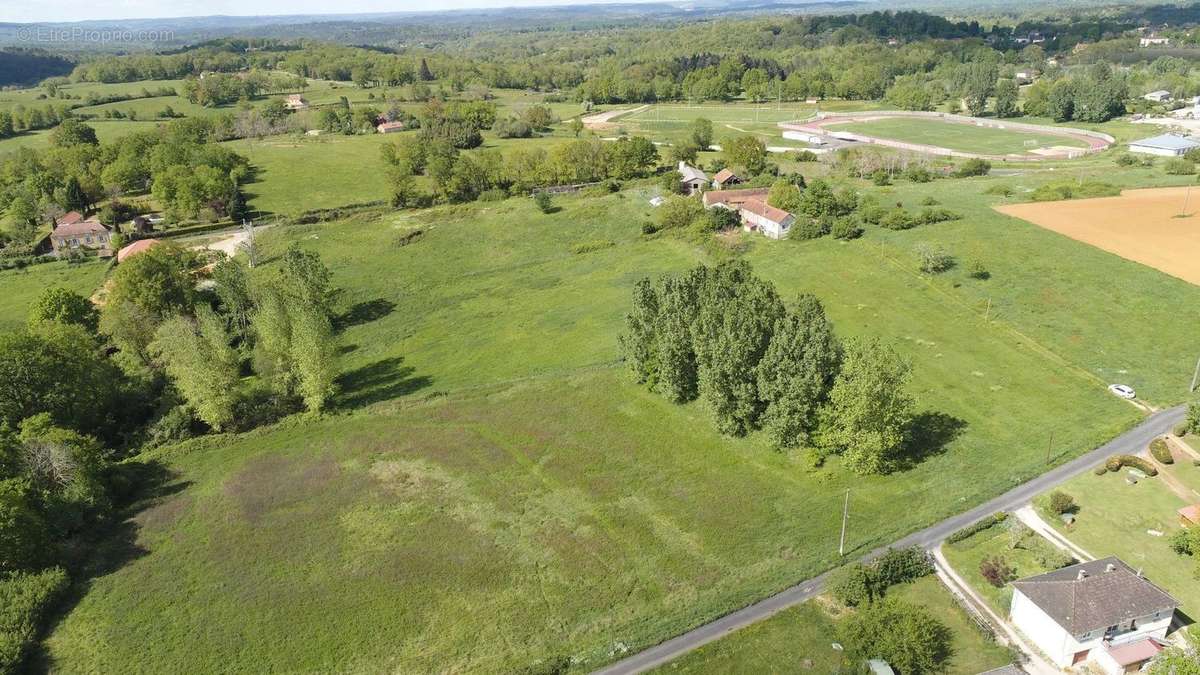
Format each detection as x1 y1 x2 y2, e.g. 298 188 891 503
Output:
582 105 649 130
996 187 1200 286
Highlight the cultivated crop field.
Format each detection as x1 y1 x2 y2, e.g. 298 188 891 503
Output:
42 174 1200 671
998 186 1200 286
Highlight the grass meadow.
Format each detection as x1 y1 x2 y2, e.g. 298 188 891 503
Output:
0 260 109 331
38 172 1198 670
655 576 1013 674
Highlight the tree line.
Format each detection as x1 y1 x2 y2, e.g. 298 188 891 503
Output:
620 262 918 475
0 241 340 671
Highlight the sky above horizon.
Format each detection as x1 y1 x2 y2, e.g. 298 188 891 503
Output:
5 0 660 24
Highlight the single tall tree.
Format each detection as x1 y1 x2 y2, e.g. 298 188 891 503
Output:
822 337 914 475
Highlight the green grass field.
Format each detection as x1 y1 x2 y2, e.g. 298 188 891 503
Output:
1034 470 1200 618
0 260 109 332
835 117 1090 155
655 576 1012 674
37 173 1199 670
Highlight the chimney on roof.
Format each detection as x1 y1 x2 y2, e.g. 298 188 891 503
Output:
1105 563 1116 573
1077 569 1089 581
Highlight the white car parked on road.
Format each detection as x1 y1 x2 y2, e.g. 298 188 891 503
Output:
1108 384 1136 400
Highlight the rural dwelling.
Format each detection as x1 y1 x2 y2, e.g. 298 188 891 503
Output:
677 161 708 195
285 94 308 110
1014 70 1035 84
1140 35 1171 47
116 238 161 263
1142 90 1173 103
376 121 406 134
711 168 741 189
1128 133 1200 156
1009 557 1177 673
51 214 111 256
1178 504 1200 527
704 188 795 239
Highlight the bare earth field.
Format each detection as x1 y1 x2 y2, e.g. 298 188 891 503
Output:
997 187 1200 286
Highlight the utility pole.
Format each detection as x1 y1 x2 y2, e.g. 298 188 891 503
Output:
1182 184 1193 218
838 489 850 557
1190 354 1200 392
1046 430 1054 465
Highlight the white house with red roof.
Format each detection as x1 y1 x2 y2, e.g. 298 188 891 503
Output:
376 121 406 134
50 212 111 256
703 188 795 239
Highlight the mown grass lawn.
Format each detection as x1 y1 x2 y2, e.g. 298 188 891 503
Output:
0 260 109 331
1034 470 1200 619
835 117 1090 154
941 520 1053 616
655 576 1013 674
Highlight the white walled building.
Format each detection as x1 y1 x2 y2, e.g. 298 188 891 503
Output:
1128 133 1200 156
677 161 708 196
1009 557 1177 673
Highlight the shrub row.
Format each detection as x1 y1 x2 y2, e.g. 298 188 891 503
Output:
1102 454 1158 476
946 512 1008 544
0 567 69 673
1149 438 1174 465
829 546 934 607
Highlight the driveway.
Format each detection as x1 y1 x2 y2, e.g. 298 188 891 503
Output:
592 404 1185 675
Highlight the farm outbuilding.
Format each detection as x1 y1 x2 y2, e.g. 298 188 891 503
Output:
1128 134 1200 156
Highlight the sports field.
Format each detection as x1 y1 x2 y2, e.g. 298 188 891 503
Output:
998 187 1200 286
835 117 1091 155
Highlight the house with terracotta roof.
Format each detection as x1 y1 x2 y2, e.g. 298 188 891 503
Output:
50 214 111 256
116 238 162 263
711 168 741 189
376 121 406 134
703 188 795 239
1009 557 1177 673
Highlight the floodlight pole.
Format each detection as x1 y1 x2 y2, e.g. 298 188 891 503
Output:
838 489 850 557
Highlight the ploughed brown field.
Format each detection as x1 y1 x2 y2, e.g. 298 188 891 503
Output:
997 187 1200 286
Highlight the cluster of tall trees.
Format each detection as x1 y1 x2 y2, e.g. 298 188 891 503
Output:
0 117 249 242
1023 63 1129 123
620 262 916 475
382 133 658 206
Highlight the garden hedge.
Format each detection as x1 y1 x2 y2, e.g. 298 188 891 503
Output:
946 512 1008 544
1150 438 1174 465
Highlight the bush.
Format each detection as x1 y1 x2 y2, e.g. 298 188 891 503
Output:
905 165 934 183
1031 181 1120 202
478 189 507 202
979 556 1017 587
1115 153 1140 167
829 562 877 607
790 217 830 240
793 150 819 162
872 546 934 587
1169 528 1196 556
871 169 892 186
1094 463 1109 476
916 207 961 225
1164 158 1196 176
947 513 1007 544
533 191 553 213
640 222 658 235
966 259 989 280
1105 454 1159 476
1049 490 1076 515
831 217 863 240
915 243 954 274
983 184 1013 197
858 204 886 225
954 158 991 177
879 208 914 231
0 567 70 673
1150 438 1174 464
919 196 939 206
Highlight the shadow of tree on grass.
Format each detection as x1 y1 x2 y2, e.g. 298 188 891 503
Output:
334 298 397 331
336 356 432 409
895 411 968 472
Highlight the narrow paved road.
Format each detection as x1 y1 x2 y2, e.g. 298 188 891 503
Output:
593 404 1185 675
